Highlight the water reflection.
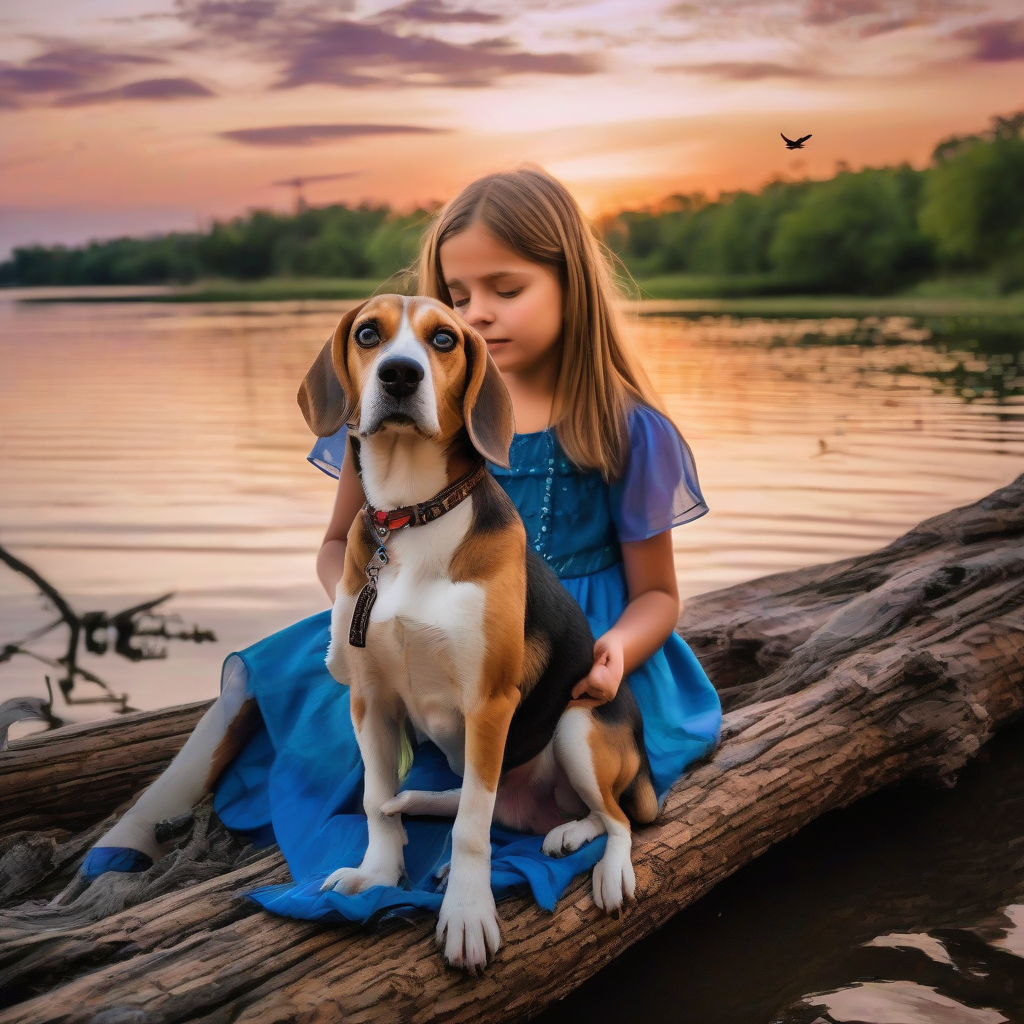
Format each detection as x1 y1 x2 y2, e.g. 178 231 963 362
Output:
660 312 1024 403
991 905 1024 960
801 980 1008 1023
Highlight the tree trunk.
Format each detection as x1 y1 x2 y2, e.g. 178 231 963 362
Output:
0 475 1021 1023
0 702 210 835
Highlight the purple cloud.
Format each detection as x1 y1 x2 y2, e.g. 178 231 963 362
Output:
220 122 449 146
378 0 503 24
805 0 882 25
955 19 1024 62
0 45 162 105
679 61 824 80
56 77 216 107
175 0 280 36
273 20 598 89
858 16 914 38
175 2 595 89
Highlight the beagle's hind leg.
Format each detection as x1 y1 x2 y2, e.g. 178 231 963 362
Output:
546 706 637 914
381 788 462 818
85 655 259 874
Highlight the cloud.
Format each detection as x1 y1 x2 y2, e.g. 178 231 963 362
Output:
176 1 595 89
273 20 599 89
376 0 503 25
175 0 281 37
858 16 915 37
0 44 162 105
804 0 883 25
678 61 825 80
955 19 1024 61
56 77 216 107
220 122 449 146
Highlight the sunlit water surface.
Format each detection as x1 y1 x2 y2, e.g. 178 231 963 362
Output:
2 295 1022 1022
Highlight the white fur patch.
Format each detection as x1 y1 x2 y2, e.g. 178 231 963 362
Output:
358 301 440 441
334 494 486 774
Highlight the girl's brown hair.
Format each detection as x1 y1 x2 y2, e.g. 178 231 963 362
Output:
417 167 664 481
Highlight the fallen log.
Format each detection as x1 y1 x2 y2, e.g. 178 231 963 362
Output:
0 475 1021 1023
0 702 211 835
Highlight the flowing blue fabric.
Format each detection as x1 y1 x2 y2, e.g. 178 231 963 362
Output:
214 404 721 923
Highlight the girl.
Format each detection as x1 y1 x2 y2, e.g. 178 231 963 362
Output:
83 168 721 923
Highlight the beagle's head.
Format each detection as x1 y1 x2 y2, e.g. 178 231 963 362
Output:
298 294 515 468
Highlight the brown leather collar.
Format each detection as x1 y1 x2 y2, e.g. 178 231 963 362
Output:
364 461 487 540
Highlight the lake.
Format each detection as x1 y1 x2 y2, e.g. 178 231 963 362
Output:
1 293 1022 1021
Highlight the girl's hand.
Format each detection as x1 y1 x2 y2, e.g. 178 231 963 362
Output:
570 633 625 708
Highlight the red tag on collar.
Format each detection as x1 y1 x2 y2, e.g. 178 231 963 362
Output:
373 510 388 525
388 512 412 530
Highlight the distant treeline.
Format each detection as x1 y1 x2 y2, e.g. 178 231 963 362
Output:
3 112 1023 295
1 204 431 289
602 111 1024 294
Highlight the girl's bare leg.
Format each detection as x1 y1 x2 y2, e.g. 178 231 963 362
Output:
89 655 257 864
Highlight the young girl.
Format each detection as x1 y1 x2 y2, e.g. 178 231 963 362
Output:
84 168 721 922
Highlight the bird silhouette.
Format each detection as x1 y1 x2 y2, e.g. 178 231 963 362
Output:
782 133 812 150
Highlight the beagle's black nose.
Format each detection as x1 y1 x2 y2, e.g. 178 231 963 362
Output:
377 357 423 399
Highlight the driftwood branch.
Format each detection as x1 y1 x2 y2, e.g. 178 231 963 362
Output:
0 542 217 712
0 475 1021 1022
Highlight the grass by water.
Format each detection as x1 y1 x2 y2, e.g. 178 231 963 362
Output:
634 292 1024 319
16 277 386 303
10 273 1024 322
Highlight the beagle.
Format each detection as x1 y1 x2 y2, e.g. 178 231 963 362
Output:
299 294 659 973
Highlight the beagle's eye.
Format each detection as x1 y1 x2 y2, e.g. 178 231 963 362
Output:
355 323 380 348
432 330 457 352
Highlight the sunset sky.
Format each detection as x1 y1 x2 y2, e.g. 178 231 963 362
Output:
1 0 1022 255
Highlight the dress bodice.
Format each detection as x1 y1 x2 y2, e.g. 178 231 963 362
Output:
306 404 708 582
489 430 619 579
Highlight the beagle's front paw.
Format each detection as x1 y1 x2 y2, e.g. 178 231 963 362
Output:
436 877 501 973
591 835 635 915
321 861 402 894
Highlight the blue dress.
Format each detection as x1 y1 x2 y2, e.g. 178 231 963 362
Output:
207 404 721 923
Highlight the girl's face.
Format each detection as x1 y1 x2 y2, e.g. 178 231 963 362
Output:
439 220 563 378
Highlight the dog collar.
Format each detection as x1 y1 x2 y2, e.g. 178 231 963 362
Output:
349 461 486 648
363 461 487 539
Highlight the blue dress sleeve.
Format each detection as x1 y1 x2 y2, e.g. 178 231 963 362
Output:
610 405 708 542
307 426 348 479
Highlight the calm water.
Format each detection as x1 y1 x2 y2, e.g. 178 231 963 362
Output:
2 294 1023 1020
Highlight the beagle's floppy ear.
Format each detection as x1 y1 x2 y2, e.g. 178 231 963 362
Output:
462 322 515 468
297 302 367 437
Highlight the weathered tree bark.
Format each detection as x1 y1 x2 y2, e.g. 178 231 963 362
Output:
0 475 1021 1023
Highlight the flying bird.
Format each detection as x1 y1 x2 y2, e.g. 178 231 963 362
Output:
782 133 812 150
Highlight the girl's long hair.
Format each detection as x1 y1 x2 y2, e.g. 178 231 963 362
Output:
417 167 664 481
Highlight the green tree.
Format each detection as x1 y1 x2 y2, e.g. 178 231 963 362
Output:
919 113 1024 290
769 166 931 292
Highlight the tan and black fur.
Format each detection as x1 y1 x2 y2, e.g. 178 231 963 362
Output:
299 295 657 973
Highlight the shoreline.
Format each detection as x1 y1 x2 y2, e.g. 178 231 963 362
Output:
4 279 1024 319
